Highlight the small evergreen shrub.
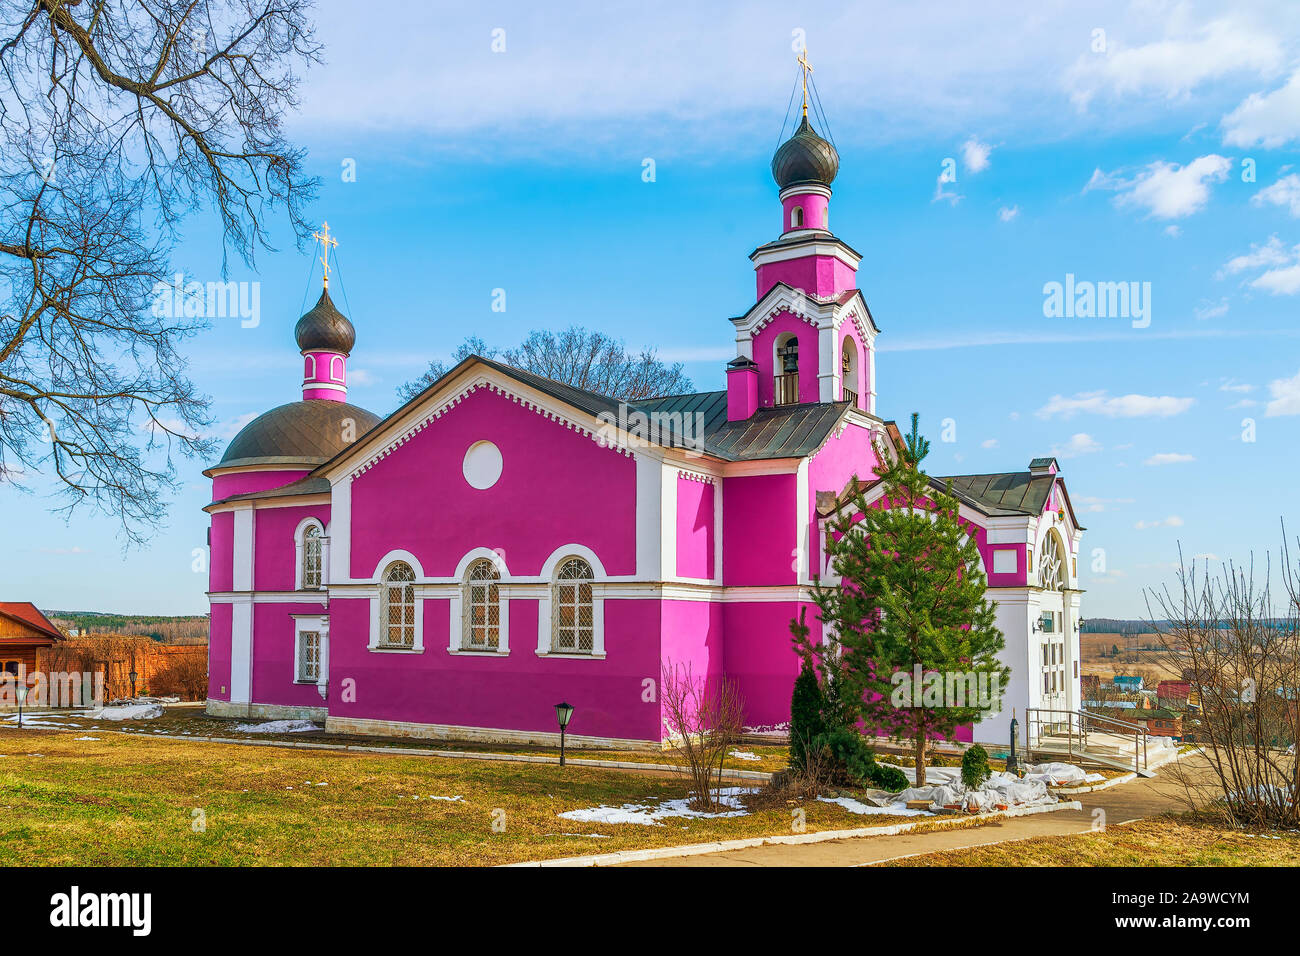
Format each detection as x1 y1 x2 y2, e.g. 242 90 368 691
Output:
789 659 825 772
813 726 877 785
868 762 909 792
961 744 992 790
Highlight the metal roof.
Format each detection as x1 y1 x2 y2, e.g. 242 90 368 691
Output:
939 471 1056 517
214 400 383 471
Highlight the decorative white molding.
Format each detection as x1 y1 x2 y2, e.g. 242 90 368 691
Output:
292 515 326 592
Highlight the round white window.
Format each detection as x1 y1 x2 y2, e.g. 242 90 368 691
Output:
462 440 503 490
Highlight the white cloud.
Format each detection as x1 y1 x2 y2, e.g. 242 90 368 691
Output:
1164 224 1182 238
1217 237 1300 293
1265 369 1300 416
1252 173 1300 216
1051 433 1101 458
932 174 962 206
1036 390 1194 419
214 412 258 441
1218 379 1254 393
1143 452 1196 466
1135 515 1185 530
962 136 992 173
1068 17 1283 107
1218 235 1291 276
980 438 998 449
1192 552 1219 561
1251 263 1300 294
1228 398 1259 409
347 368 380 386
1088 155 1231 219
998 205 1019 222
1223 68 1300 148
1195 297 1229 319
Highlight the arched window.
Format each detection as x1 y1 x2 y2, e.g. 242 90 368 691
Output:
301 524 323 590
330 355 345 382
380 562 416 647
1039 532 1065 591
840 336 859 405
551 557 594 653
774 333 799 406
462 559 501 650
790 205 803 229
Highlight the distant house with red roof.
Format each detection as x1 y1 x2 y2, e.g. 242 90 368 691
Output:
0 602 64 677
1157 679 1191 711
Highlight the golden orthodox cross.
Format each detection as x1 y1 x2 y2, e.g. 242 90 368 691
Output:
312 221 339 290
797 47 813 118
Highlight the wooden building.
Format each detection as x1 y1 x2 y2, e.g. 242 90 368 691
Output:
0 602 64 676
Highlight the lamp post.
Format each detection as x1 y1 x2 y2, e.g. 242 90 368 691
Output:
1007 710 1019 774
16 681 27 730
129 668 138 700
554 702 574 766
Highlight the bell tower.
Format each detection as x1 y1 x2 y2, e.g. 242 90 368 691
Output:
726 53 877 420
295 222 355 402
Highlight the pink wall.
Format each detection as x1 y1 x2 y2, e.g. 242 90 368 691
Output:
808 424 878 579
723 473 796 586
250 602 334 708
838 321 870 410
781 193 829 232
209 511 234 592
350 387 637 579
752 312 820 408
252 503 332 591
675 476 715 579
212 469 310 501
756 257 857 300
207 603 232 700
723 600 816 730
323 596 664 741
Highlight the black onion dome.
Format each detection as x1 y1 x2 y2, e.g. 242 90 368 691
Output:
295 288 356 354
217 399 381 468
771 116 839 190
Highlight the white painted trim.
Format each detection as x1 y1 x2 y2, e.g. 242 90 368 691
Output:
368 553 425 652
291 614 327 685
324 715 654 749
660 460 677 580
778 183 832 202
749 239 861 271
635 454 662 581
232 504 254 592
301 380 347 394
208 591 329 605
537 547 607 658
450 549 511 656
292 516 326 591
330 474 352 584
229 596 253 704
369 549 425 582
795 458 810 585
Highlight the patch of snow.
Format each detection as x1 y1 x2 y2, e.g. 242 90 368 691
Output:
818 795 933 817
73 736 100 741
86 703 163 721
429 795 463 802
728 749 762 762
559 787 755 826
232 719 320 734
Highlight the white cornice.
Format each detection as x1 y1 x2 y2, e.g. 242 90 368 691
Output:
731 284 877 348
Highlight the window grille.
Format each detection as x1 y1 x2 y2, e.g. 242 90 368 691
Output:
551 558 594 653
462 559 501 650
381 562 416 647
302 525 323 590
298 631 320 682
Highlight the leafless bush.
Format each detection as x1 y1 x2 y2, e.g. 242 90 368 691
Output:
1147 537 1300 829
659 662 745 812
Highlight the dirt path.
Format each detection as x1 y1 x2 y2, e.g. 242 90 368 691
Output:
622 757 1204 867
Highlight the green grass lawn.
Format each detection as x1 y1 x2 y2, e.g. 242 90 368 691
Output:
880 816 1300 867
0 726 881 866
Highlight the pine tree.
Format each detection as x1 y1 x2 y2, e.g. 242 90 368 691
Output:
794 414 1010 786
788 651 825 772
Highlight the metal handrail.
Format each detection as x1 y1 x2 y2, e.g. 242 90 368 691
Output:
1024 707 1151 774
774 372 799 406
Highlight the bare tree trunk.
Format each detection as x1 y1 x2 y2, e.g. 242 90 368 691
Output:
914 731 928 787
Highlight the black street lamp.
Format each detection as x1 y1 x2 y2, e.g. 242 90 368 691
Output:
554 702 574 766
16 681 27 730
129 669 138 700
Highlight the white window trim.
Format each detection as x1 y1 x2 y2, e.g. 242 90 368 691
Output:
449 548 511 656
536 545 606 660
292 614 327 685
293 516 327 592
368 551 425 653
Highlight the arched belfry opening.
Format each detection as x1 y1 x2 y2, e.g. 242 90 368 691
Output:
840 336 859 406
774 333 800 406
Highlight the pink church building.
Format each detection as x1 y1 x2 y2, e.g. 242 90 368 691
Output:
204 109 1085 749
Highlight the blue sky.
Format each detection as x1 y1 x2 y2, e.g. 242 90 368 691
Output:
4 0 1300 617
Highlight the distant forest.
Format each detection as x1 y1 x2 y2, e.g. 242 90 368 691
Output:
1082 618 1169 634
48 611 208 644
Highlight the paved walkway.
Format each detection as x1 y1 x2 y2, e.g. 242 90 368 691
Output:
623 757 1204 866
